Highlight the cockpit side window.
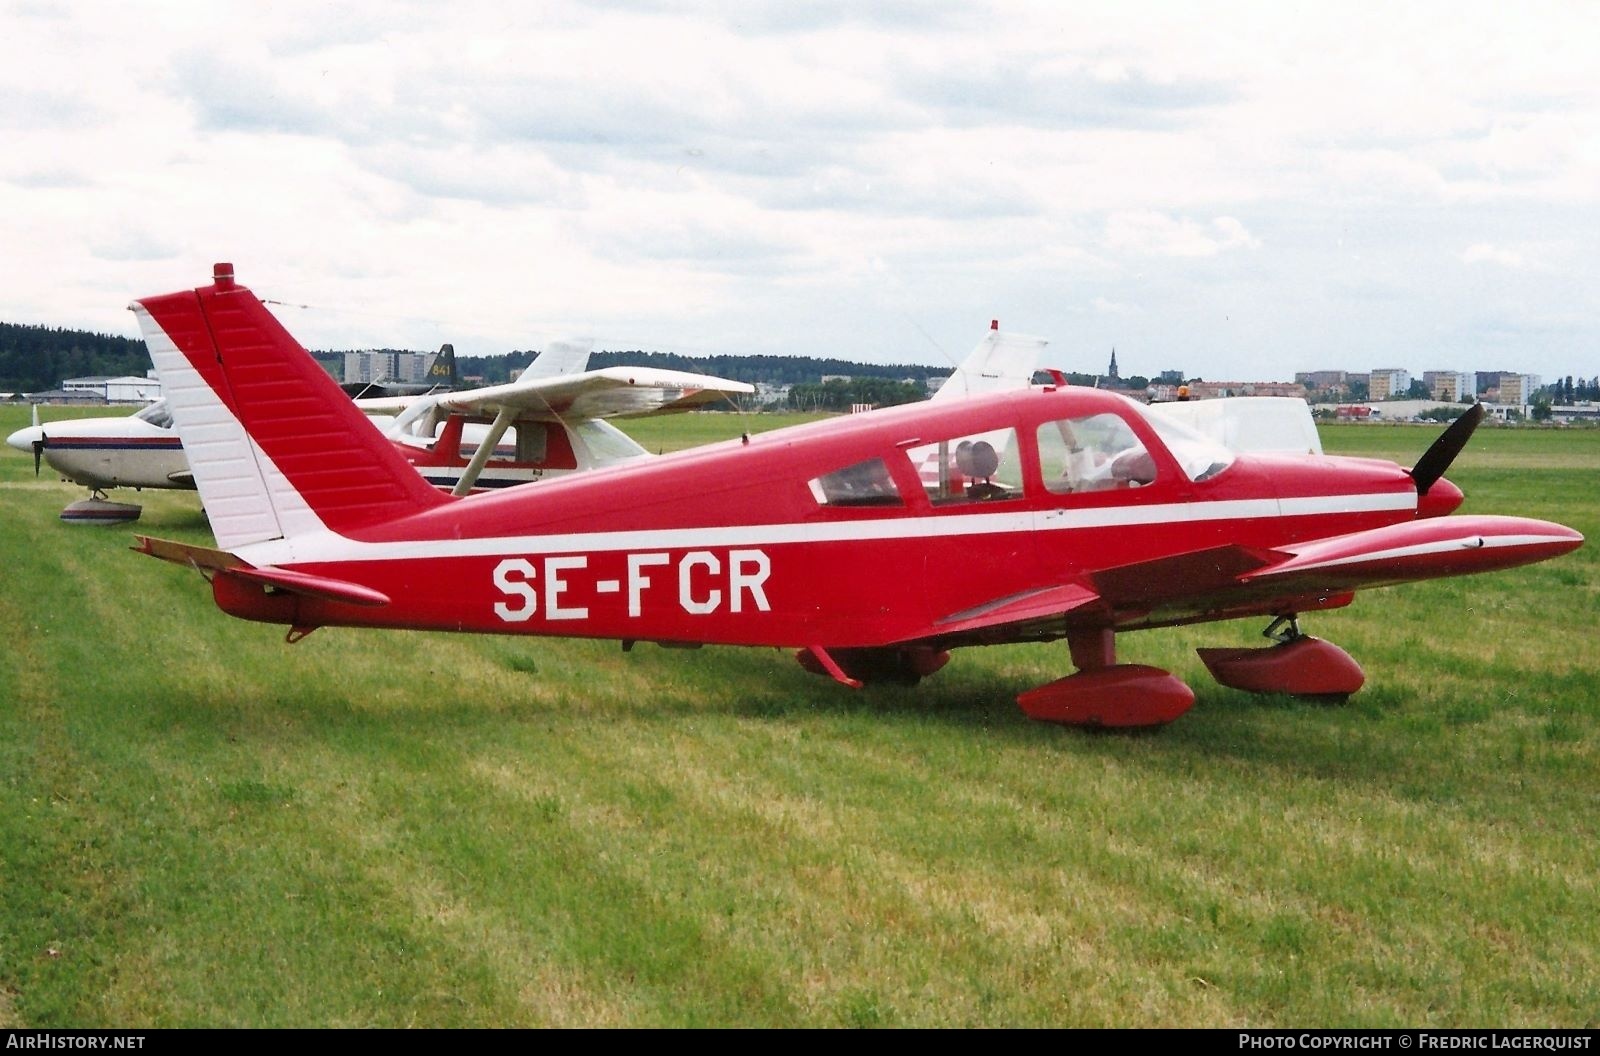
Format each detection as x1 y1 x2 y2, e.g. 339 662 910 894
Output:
1037 414 1157 494
459 424 526 463
901 428 1022 506
809 457 904 508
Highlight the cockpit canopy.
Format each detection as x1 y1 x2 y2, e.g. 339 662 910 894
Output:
807 391 1235 510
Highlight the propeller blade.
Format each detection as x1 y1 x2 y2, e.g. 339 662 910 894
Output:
31 406 44 476
1411 403 1485 495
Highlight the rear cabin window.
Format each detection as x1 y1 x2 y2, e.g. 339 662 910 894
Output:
1037 414 1157 494
809 458 904 507
902 429 1022 506
460 423 547 465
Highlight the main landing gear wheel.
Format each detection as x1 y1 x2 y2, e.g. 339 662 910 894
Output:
1197 616 1365 701
1017 628 1195 728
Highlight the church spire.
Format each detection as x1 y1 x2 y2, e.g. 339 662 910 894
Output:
1107 348 1119 380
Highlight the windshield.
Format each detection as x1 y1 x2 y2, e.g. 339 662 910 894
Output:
1134 403 1236 482
573 419 650 466
134 399 173 429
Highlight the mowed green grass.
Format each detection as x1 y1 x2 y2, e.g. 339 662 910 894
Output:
1 405 1596 1027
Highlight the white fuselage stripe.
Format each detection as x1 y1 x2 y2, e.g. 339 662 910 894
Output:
236 491 1416 567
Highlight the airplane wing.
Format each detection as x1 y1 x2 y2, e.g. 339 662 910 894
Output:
434 366 754 421
352 395 423 415
909 517 1581 647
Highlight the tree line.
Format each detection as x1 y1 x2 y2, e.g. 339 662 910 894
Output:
456 348 955 387
1540 376 1600 403
0 323 151 392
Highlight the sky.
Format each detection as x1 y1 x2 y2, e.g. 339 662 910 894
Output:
2 1 1597 382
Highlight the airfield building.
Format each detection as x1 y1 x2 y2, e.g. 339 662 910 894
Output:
60 374 163 403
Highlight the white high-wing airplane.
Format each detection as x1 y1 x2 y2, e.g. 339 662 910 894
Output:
375 338 756 495
6 321 1042 522
5 339 751 521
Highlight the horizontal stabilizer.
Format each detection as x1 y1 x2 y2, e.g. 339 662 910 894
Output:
135 534 387 606
133 535 245 571
225 567 391 607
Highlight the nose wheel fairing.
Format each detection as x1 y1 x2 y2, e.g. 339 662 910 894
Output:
1197 631 1365 701
59 492 143 525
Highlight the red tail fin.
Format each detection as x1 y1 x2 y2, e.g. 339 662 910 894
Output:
132 264 447 547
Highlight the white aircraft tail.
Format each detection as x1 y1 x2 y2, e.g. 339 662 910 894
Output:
130 264 448 550
931 321 1047 402
517 338 594 380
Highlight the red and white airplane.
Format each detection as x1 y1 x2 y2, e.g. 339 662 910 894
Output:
129 265 1583 728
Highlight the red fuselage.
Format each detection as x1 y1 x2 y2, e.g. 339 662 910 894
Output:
212 386 1427 648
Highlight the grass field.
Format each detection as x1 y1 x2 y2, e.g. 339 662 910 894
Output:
1 405 1597 1027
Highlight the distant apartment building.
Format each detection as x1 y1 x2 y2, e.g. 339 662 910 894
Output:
1369 369 1411 400
1294 370 1349 391
343 350 443 386
1157 369 1185 385
1185 380 1308 400
1425 371 1475 402
1476 370 1517 395
1498 374 1541 408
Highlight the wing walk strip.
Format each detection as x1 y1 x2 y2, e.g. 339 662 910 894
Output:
238 492 1418 566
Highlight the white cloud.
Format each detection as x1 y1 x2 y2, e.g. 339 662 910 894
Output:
1462 243 1525 268
0 0 1596 382
1104 212 1260 258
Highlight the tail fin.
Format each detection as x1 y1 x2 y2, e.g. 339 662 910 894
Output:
428 343 457 387
931 322 1047 402
517 338 594 381
130 263 447 549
